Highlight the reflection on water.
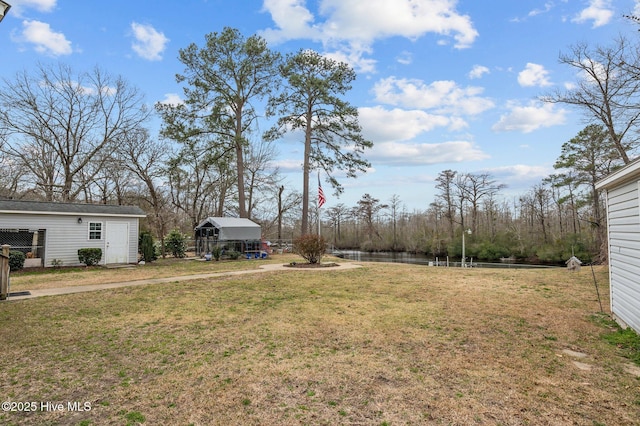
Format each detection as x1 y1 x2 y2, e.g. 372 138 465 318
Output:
335 250 431 264
332 250 554 269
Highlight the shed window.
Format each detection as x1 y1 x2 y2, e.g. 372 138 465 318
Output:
89 222 102 240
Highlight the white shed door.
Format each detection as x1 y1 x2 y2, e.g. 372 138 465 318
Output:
106 222 129 264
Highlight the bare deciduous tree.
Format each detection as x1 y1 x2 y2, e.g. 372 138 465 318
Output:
543 37 640 164
0 63 149 201
115 128 171 255
435 169 458 240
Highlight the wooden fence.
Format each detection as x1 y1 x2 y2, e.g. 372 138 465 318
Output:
0 244 9 300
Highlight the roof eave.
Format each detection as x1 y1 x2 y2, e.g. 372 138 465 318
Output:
595 157 640 191
0 210 146 218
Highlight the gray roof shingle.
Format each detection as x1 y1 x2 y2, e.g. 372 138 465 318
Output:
0 200 146 217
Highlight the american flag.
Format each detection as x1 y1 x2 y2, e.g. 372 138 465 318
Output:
318 174 326 208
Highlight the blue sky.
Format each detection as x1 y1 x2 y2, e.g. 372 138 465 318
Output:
1 0 639 212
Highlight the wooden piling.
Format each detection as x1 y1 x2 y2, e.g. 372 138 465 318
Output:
0 244 10 300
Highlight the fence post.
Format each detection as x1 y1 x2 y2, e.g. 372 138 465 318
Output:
0 244 10 300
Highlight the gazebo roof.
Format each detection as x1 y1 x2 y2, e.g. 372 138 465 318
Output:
195 217 261 241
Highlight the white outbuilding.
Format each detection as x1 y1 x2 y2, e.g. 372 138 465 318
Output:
595 157 640 333
0 200 146 267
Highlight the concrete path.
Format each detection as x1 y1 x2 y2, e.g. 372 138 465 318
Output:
4 262 363 302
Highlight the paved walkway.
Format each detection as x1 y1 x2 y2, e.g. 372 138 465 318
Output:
4 262 363 302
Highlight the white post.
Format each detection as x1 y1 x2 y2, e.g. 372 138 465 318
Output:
462 232 465 268
462 229 471 267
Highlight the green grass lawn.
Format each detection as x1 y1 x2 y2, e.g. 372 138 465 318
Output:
1 261 638 425
8 255 296 291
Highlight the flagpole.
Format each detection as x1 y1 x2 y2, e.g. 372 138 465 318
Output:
317 171 321 237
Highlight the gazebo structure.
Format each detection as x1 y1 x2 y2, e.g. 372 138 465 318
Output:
194 217 262 257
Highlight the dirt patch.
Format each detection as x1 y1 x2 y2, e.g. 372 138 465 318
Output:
562 349 588 358
624 363 640 377
572 361 593 371
284 262 339 268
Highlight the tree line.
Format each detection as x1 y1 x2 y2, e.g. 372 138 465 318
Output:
1 29 638 263
0 27 371 248
326 32 640 264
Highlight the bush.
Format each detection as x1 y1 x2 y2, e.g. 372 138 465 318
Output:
165 228 187 258
535 236 593 265
139 232 156 262
9 250 25 272
78 248 102 266
211 245 222 261
293 234 327 264
474 241 510 261
226 250 240 260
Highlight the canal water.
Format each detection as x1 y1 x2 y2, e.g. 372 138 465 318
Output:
333 250 555 269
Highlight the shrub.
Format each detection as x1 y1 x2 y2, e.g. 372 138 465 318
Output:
78 248 102 266
139 232 156 262
165 228 187 258
50 258 63 268
293 234 327 264
226 250 240 260
211 245 222 261
474 241 510 261
9 250 26 271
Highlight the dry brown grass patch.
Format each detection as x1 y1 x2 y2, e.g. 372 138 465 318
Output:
1 263 638 425
8 253 304 291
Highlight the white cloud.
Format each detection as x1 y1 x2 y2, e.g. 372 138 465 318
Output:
260 0 322 42
323 44 377 74
272 158 304 173
13 20 72 56
158 93 184 106
572 0 614 28
359 106 456 142
518 63 552 87
130 22 169 61
469 65 489 79
7 0 56 16
492 101 567 133
373 77 495 116
368 140 489 166
76 84 116 97
580 58 609 84
316 0 478 47
260 0 478 73
397 51 413 65
488 164 551 181
484 164 553 191
528 2 554 17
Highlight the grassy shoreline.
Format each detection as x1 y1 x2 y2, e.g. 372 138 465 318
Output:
1 260 639 425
